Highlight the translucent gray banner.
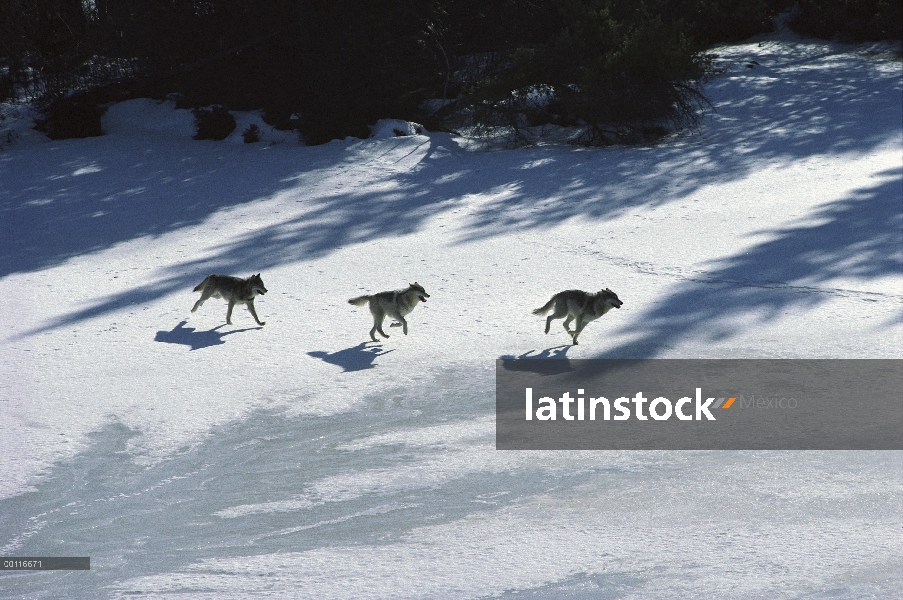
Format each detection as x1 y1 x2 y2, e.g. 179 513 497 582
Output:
496 359 902 449
1 557 90 570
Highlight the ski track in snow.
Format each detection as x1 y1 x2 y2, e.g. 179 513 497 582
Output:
0 34 901 599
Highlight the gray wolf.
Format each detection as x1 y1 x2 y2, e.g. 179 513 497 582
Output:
191 273 267 326
348 282 429 342
533 288 622 345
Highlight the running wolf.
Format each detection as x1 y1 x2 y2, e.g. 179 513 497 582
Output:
348 282 430 342
533 288 622 345
191 274 267 326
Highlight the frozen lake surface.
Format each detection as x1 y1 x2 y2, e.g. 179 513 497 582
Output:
1 33 901 599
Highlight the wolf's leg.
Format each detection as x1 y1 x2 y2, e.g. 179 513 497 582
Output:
226 301 235 325
371 309 388 341
562 316 575 334
571 317 586 345
191 288 212 312
385 310 408 335
395 315 408 335
545 301 568 334
375 318 390 338
246 300 266 326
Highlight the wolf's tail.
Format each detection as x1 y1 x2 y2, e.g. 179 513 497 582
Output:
348 295 371 306
532 296 557 315
193 275 213 292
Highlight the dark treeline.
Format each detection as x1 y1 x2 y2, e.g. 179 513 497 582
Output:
1 0 899 143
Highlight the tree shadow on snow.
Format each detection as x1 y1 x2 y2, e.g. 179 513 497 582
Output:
154 320 262 350
593 169 903 358
5 46 901 336
307 342 394 372
3 377 896 597
0 386 642 598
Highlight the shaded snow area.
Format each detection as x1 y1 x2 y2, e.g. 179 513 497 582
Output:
1 35 901 599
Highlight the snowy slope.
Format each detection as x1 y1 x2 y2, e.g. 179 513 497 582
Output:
1 34 901 599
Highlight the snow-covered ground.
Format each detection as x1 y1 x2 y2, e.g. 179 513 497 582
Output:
1 33 901 599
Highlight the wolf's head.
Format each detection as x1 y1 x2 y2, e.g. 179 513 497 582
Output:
250 273 268 296
410 281 429 302
600 288 622 309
